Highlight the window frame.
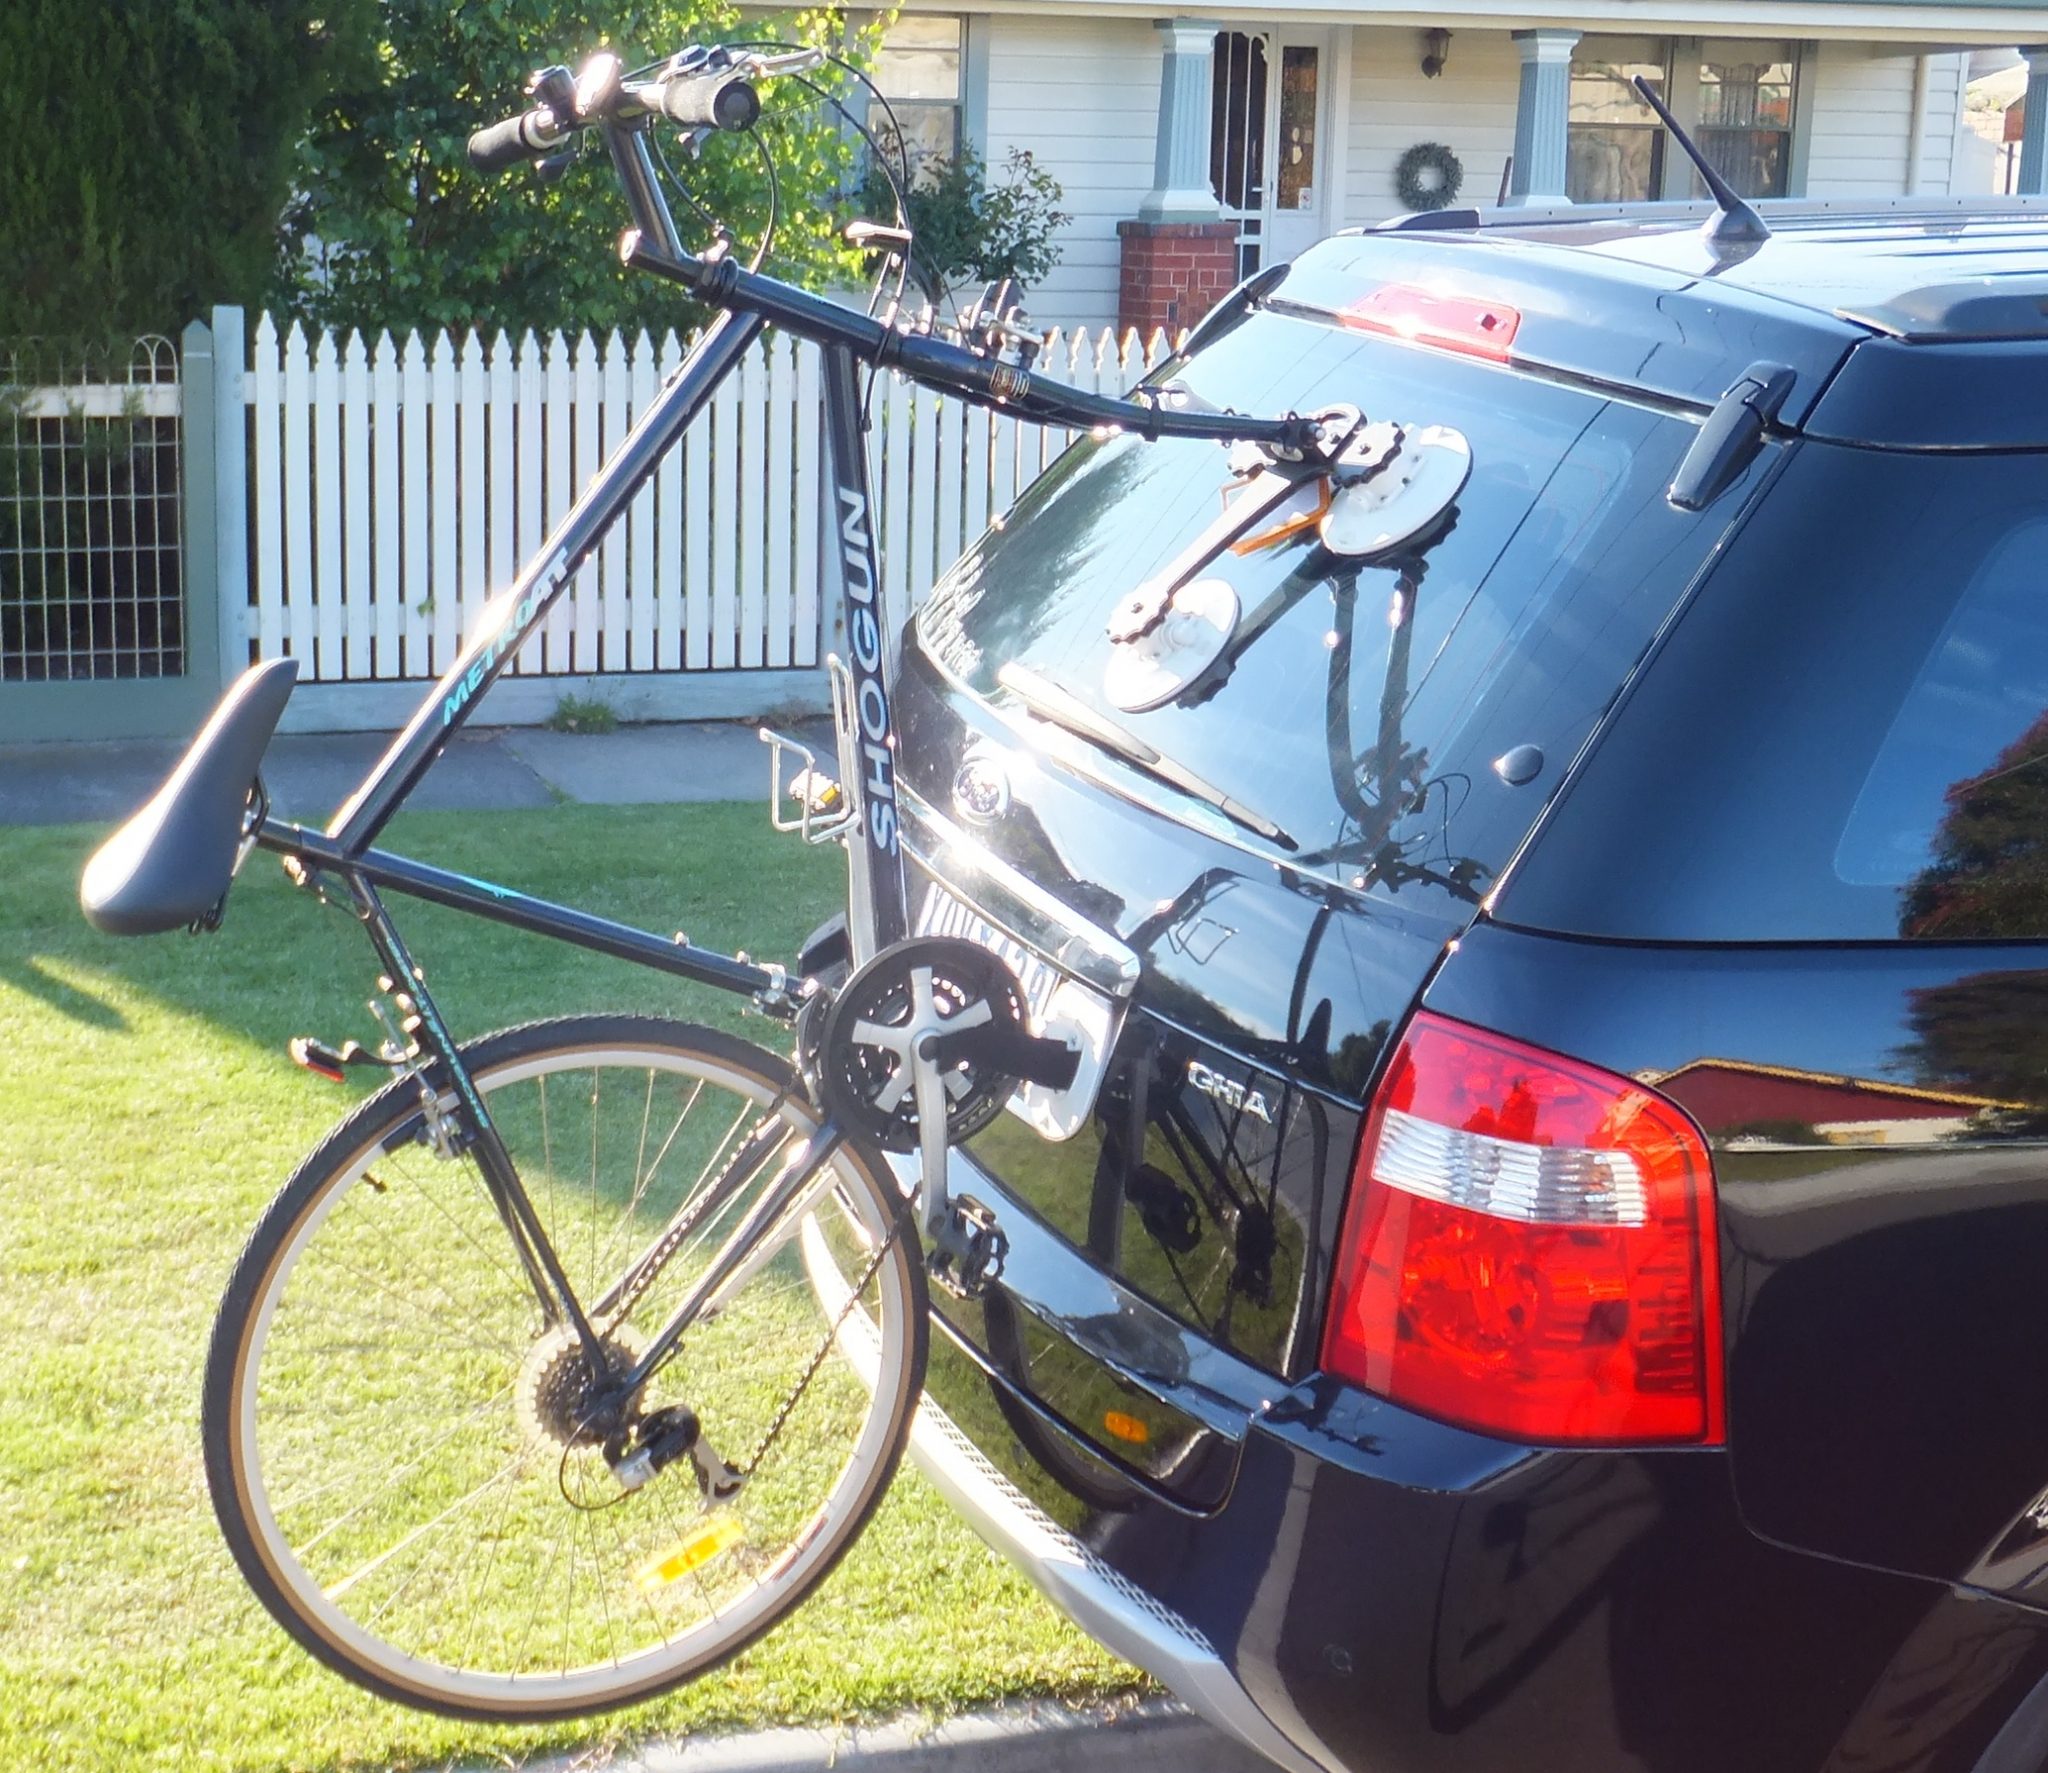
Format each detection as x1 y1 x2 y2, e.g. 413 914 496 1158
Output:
851 12 973 180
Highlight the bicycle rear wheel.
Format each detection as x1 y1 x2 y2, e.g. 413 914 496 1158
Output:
203 1015 925 1721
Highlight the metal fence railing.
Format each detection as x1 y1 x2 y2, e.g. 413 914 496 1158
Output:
1 338 184 684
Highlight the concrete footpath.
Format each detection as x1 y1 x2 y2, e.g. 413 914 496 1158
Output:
0 719 832 827
544 1700 1276 1773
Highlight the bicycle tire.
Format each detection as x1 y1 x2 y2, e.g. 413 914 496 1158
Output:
203 1014 927 1721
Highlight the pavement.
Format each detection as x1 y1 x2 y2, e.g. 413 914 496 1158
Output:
0 718 836 827
0 723 1285 1773
537 1699 1275 1773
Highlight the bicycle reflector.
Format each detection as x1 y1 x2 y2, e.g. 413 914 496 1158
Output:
1338 285 1520 361
1322 1011 1723 1446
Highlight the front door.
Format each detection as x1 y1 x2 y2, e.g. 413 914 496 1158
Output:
1210 28 1332 279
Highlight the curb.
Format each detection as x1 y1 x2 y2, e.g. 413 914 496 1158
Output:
567 1699 1277 1773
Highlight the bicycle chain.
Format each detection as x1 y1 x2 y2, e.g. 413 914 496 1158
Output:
737 1215 905 1479
608 1093 795 1326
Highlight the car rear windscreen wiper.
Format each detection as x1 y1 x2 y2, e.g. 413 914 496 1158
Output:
996 662 1298 851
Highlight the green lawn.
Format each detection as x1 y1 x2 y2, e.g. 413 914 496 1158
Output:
0 803 1134 1773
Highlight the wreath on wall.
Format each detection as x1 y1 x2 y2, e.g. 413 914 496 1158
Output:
1394 141 1465 212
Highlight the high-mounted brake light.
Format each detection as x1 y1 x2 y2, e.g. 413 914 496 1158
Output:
1339 285 1520 361
1322 1011 1723 1446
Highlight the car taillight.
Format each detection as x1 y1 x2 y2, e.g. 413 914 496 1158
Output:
1322 1011 1723 1446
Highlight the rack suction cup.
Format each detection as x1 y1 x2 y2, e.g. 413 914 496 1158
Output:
1320 425 1471 558
1103 576 1240 713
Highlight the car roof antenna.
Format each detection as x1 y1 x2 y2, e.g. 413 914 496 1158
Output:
1629 74 1771 251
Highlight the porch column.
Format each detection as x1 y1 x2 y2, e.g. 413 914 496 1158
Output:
2021 46 2048 195
1120 18 1236 338
1507 28 1580 204
1140 18 1223 220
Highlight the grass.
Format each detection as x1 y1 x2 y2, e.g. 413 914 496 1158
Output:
0 804 1135 1773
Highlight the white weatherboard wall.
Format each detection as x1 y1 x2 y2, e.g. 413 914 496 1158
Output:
982 23 1979 327
1344 26 1523 227
981 13 1161 330
1805 43 1969 195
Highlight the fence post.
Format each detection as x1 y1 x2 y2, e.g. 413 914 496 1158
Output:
178 315 225 701
211 305 249 683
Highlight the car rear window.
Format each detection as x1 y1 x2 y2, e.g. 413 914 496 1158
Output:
1498 440 2048 941
913 310 1742 913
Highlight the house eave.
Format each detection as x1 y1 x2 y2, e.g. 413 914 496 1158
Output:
890 0 2048 49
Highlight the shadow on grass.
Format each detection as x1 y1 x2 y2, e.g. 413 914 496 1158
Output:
0 954 129 1030
6 805 842 1060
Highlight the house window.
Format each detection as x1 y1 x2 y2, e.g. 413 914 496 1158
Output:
1569 36 1797 204
868 15 964 177
1568 38 1668 204
1698 42 1796 198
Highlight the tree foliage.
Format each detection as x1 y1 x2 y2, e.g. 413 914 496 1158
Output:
287 1 873 334
0 0 364 344
866 146 1069 300
1900 710 2048 940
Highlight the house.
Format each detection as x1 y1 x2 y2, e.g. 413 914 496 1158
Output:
859 1 2048 332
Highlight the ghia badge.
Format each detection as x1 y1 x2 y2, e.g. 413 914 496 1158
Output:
1186 1060 1274 1124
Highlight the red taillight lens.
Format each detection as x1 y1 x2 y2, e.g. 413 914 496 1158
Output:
1322 1011 1723 1446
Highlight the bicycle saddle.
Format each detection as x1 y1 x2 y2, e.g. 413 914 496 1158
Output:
81 657 299 935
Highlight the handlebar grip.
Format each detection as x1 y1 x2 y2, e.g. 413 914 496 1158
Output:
467 109 566 173
658 71 760 132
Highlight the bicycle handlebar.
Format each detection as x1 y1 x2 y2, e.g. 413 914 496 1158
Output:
658 69 760 131
467 61 760 172
468 107 570 172
471 45 1318 454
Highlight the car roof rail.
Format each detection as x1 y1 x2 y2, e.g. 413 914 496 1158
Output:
1344 193 2048 240
1372 208 1481 234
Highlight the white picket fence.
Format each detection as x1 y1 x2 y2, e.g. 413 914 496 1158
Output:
245 315 1176 687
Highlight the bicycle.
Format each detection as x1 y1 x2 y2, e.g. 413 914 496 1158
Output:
79 39 1385 1723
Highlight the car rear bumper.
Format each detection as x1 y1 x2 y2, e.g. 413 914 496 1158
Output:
902 1370 1331 1773
815 1155 2048 1773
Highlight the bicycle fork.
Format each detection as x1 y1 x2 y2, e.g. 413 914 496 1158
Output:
343 877 610 1368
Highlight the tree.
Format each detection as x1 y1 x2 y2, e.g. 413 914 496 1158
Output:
286 1 871 334
0 0 364 345
1900 707 2048 940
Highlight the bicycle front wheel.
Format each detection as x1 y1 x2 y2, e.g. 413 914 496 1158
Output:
203 1015 926 1721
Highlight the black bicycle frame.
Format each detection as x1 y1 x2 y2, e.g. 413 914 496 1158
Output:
241 110 1315 1373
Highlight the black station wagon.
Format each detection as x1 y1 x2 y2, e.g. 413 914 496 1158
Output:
878 199 2048 1773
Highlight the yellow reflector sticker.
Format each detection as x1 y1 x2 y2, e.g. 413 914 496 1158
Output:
1102 1410 1150 1445
635 1515 744 1590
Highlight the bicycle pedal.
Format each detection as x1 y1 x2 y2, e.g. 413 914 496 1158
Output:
928 1194 1007 1300
289 1035 388 1081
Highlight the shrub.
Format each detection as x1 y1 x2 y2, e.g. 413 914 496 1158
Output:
863 145 1069 301
0 0 366 341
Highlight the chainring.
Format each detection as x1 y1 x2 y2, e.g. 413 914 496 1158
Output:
815 935 1031 1153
